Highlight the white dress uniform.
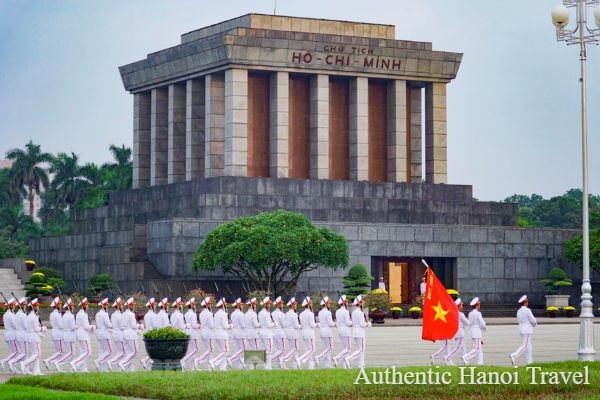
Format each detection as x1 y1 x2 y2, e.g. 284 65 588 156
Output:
72 306 94 372
43 301 64 370
258 302 275 370
194 300 215 369
228 301 246 369
140 305 157 370
181 302 200 369
9 306 28 372
444 300 470 365
22 303 45 375
156 307 171 328
209 302 230 371
108 307 126 369
55 305 77 372
282 301 301 368
510 297 537 365
316 304 336 367
244 304 261 350
298 303 317 369
270 299 286 367
94 303 113 371
462 298 486 365
0 305 18 370
333 301 352 366
121 304 142 371
171 309 185 330
345 296 370 369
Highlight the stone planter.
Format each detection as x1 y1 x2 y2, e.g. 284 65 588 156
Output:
143 338 190 371
370 310 387 324
391 310 402 319
548 310 558 318
545 295 570 308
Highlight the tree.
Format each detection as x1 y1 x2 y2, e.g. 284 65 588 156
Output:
49 152 88 208
0 169 18 208
103 144 132 191
541 267 573 294
5 141 53 217
341 263 373 300
0 206 40 241
565 228 600 272
0 227 28 259
192 210 349 295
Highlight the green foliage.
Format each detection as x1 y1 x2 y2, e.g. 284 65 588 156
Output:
25 269 63 298
541 267 573 294
90 273 114 293
0 227 29 259
365 289 390 313
0 384 120 400
565 228 600 272
341 263 373 300
143 327 190 340
193 210 349 295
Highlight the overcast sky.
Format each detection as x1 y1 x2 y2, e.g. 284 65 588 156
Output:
0 1 598 201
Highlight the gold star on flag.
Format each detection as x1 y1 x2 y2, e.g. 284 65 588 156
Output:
432 301 449 323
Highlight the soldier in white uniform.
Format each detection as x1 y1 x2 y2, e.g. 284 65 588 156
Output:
94 298 113 371
510 295 537 366
209 297 230 371
140 297 157 370
297 297 318 369
444 298 470 365
244 297 260 350
155 298 171 328
170 297 186 331
345 294 371 369
194 297 214 370
120 297 143 371
54 298 77 372
21 298 46 375
270 296 286 369
281 297 301 369
8 298 29 373
181 297 200 371
42 297 64 371
71 298 95 372
0 298 18 371
107 297 125 371
333 295 352 368
315 296 336 368
258 296 275 370
227 298 246 370
462 297 486 365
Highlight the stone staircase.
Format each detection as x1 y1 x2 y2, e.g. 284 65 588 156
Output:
0 267 27 300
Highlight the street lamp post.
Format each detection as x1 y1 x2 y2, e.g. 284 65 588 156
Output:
551 0 600 362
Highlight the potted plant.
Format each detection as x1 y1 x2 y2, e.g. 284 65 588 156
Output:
446 289 460 301
409 306 422 319
341 263 373 301
390 307 402 319
563 306 576 318
365 289 390 324
143 327 190 370
89 273 114 300
542 267 573 308
24 260 36 271
546 306 559 318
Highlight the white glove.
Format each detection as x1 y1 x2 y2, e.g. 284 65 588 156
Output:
184 323 190 329
273 321 278 328
41 326 47 332
367 322 372 328
137 324 145 330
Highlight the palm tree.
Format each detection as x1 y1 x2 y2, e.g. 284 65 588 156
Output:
0 205 40 240
80 162 105 187
49 152 88 208
103 144 132 191
6 141 53 217
0 169 15 208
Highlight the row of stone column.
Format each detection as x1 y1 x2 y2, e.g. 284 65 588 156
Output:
132 69 447 189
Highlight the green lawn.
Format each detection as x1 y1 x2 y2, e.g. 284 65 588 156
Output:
7 361 600 400
0 383 120 400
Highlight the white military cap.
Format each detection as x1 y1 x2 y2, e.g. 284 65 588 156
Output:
518 295 528 304
19 297 27 305
126 297 135 306
201 296 212 307
216 297 226 307
274 296 283 305
145 297 156 307
302 296 311 307
7 298 16 305
338 295 347 305
352 295 363 306
64 298 74 308
320 296 330 306
78 297 88 306
454 298 462 306
469 297 480 306
30 298 39 306
185 297 196 307
174 297 183 305
260 296 271 305
112 297 122 307
99 298 109 306
246 297 257 305
50 297 60 307
286 297 297 306
160 297 169 307
234 297 243 306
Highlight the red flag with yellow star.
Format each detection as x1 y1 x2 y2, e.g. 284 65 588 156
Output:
421 262 459 341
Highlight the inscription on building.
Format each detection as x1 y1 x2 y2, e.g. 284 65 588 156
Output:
291 45 401 71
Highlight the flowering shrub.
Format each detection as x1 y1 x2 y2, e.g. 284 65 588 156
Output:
546 306 559 311
365 289 390 313
409 306 422 313
446 289 459 296
563 306 576 311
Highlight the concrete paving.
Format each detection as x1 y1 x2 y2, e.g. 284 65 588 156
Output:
0 322 597 378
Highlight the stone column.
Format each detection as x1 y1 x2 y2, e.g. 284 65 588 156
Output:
425 82 447 184
168 83 186 184
204 74 225 177
386 80 408 183
270 71 289 178
309 74 329 179
225 68 248 177
410 87 423 182
150 88 168 186
186 79 205 180
133 92 151 189
349 77 368 181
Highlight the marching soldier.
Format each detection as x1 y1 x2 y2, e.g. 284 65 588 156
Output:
156 298 171 328
270 296 286 369
444 298 470 365
281 297 301 369
181 297 200 371
344 294 371 369
258 296 275 370
462 297 486 365
315 296 336 368
510 295 537 366
107 297 125 371
244 298 260 350
120 297 143 371
53 298 77 372
209 297 230 371
43 297 63 371
227 298 246 370
21 298 46 375
194 297 214 370
297 296 317 369
171 297 186 331
71 298 94 372
8 298 28 373
94 298 113 371
141 297 158 370
0 298 18 371
333 295 352 368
